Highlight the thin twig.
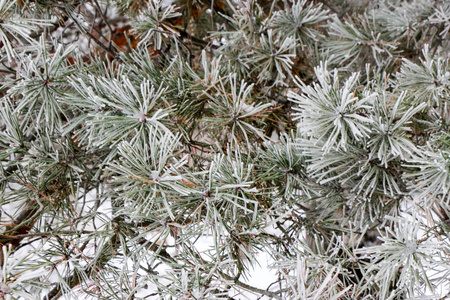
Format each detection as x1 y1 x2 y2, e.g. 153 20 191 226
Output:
67 9 120 60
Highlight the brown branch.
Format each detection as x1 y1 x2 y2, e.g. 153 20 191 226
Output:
0 201 38 266
218 271 283 300
14 177 52 203
129 175 156 184
0 230 94 242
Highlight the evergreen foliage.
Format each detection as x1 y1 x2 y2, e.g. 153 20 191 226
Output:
0 0 449 299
